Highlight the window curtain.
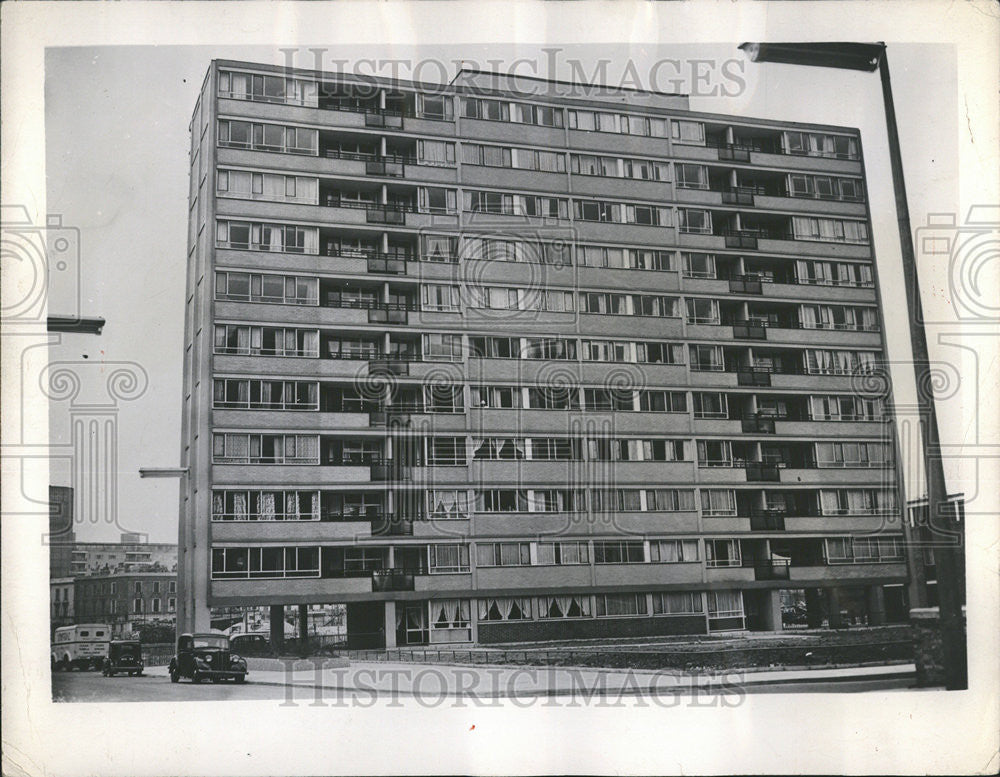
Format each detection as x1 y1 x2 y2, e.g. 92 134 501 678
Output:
232 492 249 520
212 493 225 518
799 306 818 328
284 492 299 521
258 492 276 520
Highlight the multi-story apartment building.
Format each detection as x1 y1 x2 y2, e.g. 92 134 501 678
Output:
179 59 909 646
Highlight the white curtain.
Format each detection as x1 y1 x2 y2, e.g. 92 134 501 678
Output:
799 306 818 328
258 492 276 520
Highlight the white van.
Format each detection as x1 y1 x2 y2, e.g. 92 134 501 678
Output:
51 623 112 671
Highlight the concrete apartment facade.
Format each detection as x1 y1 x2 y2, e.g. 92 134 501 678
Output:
178 59 909 646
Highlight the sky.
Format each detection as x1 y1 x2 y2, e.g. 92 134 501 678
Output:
43 41 968 543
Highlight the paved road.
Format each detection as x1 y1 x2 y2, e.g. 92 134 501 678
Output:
51 670 293 702
51 664 916 702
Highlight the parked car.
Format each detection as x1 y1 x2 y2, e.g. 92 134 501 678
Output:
102 640 144 677
230 633 276 657
168 632 247 684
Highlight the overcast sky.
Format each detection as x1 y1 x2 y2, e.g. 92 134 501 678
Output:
45 41 964 542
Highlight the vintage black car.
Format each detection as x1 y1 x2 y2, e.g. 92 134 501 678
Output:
229 633 277 657
101 639 144 677
168 632 247 684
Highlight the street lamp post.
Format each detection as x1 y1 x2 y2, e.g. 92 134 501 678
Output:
740 42 966 690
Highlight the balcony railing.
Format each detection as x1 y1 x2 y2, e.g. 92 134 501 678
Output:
749 514 786 531
744 463 781 482
746 558 791 580
741 416 776 434
727 274 765 295
371 567 419 591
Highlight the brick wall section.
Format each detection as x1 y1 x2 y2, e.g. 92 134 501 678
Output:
478 615 705 643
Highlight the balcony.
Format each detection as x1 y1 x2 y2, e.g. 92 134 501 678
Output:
748 512 786 531
746 558 792 580
369 462 413 482
712 143 752 163
736 368 772 387
741 416 776 434
368 357 412 377
371 567 420 591
719 185 765 206
727 274 764 295
744 463 781 482
363 109 404 129
729 319 768 340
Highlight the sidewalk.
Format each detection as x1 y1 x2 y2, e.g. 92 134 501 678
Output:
145 659 916 698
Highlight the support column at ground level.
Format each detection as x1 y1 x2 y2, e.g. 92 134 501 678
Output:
760 589 783 631
298 604 309 648
827 588 845 629
270 605 285 651
384 601 397 648
867 585 887 626
804 588 824 628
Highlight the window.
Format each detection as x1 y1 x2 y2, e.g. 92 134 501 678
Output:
168 598 176 612
682 253 717 279
476 543 531 567
639 390 687 412
416 94 454 120
474 385 522 409
652 592 703 615
429 599 472 643
417 140 456 166
427 489 470 519
693 392 728 419
815 442 891 468
134 598 143 614
420 187 457 214
421 235 459 262
428 545 470 573
534 542 589 565
593 541 645 564
697 440 733 467
596 593 648 617
678 209 712 234
676 164 709 189
421 284 461 312
537 595 591 619
422 333 463 361
212 433 320 465
151 598 161 613
169 581 176 593
700 489 737 516
478 598 532 621
671 120 705 144
705 540 742 567
425 437 467 466
686 297 720 325
649 539 699 562
216 220 319 254
707 590 745 620
213 490 320 521
689 345 724 371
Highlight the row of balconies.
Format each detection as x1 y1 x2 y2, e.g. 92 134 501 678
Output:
217 94 863 178
217 144 866 218
209 560 904 602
